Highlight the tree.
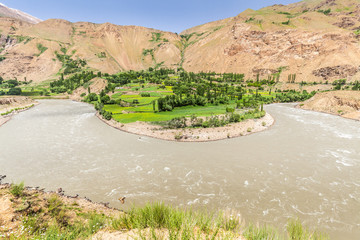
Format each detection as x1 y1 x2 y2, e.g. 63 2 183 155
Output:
8 87 22 95
86 93 98 102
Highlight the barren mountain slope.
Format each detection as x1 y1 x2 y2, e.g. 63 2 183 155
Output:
2 0 360 83
300 91 360 120
181 0 360 83
0 19 181 82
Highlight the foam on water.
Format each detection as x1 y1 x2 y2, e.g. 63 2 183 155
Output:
1 101 360 239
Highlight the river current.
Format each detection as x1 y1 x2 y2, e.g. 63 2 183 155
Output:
0 100 359 239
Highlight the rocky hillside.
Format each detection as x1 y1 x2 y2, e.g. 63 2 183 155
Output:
300 91 360 120
0 3 41 24
0 18 181 82
1 0 360 83
182 0 360 83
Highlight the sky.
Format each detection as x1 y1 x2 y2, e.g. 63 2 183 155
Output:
1 0 300 33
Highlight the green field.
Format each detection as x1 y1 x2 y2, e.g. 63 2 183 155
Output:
111 103 236 123
105 82 276 123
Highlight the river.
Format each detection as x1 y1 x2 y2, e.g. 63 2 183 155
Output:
0 100 359 239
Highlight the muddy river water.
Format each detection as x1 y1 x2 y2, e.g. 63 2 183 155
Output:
0 100 359 239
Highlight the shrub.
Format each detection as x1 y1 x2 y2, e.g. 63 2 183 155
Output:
226 107 235 113
229 113 241 123
36 43 48 56
47 195 69 227
100 95 110 104
174 132 183 140
169 117 187 129
102 111 112 120
164 104 173 111
10 182 25 197
86 93 98 102
140 92 151 97
7 87 22 95
318 8 331 15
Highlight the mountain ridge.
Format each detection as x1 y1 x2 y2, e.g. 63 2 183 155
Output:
1 0 360 83
0 2 41 24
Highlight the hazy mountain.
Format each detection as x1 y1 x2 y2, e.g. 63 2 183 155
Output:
0 3 41 24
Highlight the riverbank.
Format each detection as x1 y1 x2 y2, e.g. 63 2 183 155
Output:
298 91 360 121
0 181 327 240
0 181 244 239
0 96 38 127
97 112 274 142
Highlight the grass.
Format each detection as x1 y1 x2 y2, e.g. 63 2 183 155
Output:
3 183 329 240
9 182 25 198
1 104 34 116
244 224 279 240
111 202 242 239
121 95 159 105
286 218 328 240
112 104 235 123
103 105 131 114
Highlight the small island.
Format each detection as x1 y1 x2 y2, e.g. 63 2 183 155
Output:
59 69 315 141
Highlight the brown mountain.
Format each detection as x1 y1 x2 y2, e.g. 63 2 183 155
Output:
1 0 360 83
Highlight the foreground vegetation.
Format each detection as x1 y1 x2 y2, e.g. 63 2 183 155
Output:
1 182 328 240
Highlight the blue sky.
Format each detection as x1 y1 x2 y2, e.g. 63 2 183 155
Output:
1 0 299 33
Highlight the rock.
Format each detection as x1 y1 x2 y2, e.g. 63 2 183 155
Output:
333 17 356 29
0 175 6 184
312 65 359 80
118 197 126 204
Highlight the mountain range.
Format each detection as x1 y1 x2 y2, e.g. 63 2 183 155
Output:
1 0 360 83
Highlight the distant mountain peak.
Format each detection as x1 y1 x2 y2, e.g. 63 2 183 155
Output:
0 2 42 24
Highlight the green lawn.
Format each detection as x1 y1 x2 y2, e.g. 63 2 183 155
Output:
106 83 272 124
103 105 131 114
112 103 236 123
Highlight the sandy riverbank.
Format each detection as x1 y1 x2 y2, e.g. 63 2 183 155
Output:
0 96 38 127
98 112 275 142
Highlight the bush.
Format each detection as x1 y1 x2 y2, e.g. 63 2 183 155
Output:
229 113 241 123
140 92 151 97
102 110 112 120
226 107 235 113
10 182 25 197
166 117 187 129
86 93 98 102
8 87 22 95
36 43 48 56
100 95 110 104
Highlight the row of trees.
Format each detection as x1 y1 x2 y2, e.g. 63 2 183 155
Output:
163 109 266 129
0 87 22 96
50 71 97 94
